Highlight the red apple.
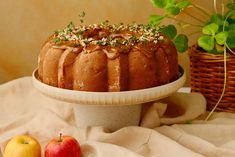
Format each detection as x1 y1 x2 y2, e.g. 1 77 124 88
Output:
45 133 81 157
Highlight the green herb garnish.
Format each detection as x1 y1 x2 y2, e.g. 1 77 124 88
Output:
79 11 85 23
52 37 61 44
72 43 80 47
67 21 75 31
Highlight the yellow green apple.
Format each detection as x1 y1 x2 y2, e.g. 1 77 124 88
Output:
4 135 41 157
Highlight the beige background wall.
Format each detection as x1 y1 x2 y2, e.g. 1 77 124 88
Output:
0 0 220 85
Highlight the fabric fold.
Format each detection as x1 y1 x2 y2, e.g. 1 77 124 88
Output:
0 77 235 157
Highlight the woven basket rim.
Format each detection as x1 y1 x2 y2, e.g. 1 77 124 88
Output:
189 44 235 113
189 45 235 62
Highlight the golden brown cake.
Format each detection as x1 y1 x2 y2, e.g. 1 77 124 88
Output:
38 22 178 92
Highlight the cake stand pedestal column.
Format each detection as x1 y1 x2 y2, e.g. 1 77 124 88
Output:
74 104 141 131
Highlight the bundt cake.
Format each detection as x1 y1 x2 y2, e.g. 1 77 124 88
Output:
38 22 178 92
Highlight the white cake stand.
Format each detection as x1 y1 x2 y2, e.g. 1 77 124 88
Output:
32 66 186 131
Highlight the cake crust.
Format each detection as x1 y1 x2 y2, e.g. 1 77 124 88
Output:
38 23 178 92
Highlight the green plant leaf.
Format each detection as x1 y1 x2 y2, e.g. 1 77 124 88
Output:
227 2 235 10
226 24 235 48
229 24 235 30
167 0 176 4
149 14 164 26
215 44 225 53
208 48 224 55
176 0 191 8
215 31 228 45
227 33 235 48
198 36 215 51
174 34 188 53
227 26 235 48
202 23 219 35
159 24 177 39
224 10 235 23
166 5 180 15
227 17 235 25
210 14 224 26
150 0 167 8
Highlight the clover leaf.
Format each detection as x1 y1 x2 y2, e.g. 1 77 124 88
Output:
174 34 188 53
198 36 214 51
176 0 191 8
159 24 177 39
227 33 235 48
215 31 228 45
210 14 224 26
167 0 176 4
149 15 165 26
227 24 235 48
165 5 180 15
202 23 219 35
215 44 225 53
148 0 235 53
164 0 190 15
150 0 167 8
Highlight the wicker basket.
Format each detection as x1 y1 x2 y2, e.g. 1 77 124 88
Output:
189 45 235 112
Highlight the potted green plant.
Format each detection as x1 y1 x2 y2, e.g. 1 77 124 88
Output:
149 0 235 118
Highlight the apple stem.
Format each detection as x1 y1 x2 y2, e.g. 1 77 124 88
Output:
59 133 62 142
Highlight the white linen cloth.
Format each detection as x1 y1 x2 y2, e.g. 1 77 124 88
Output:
0 77 235 157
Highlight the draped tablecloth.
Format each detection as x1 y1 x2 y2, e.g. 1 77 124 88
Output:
0 77 235 157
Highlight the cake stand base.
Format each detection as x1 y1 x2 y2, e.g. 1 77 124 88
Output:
73 104 142 131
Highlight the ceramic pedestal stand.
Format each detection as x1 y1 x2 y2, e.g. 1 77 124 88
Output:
32 66 186 131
